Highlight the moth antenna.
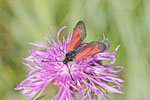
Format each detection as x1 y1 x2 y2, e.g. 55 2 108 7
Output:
66 63 74 81
59 47 65 54
42 60 62 62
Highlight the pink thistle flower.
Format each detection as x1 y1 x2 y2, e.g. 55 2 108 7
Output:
15 24 124 100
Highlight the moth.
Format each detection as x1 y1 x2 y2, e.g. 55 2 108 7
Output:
63 21 106 64
43 21 106 80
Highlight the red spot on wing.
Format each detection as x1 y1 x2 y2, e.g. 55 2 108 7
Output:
67 37 81 51
86 45 99 55
67 28 83 51
76 48 91 59
75 44 100 61
73 28 83 39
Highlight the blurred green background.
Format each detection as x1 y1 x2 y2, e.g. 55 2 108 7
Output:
0 0 150 100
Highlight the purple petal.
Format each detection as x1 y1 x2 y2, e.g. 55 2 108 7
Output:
57 26 67 41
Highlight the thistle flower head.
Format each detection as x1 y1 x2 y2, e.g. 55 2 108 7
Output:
15 26 124 100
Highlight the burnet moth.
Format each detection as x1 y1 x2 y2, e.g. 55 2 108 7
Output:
42 21 106 80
